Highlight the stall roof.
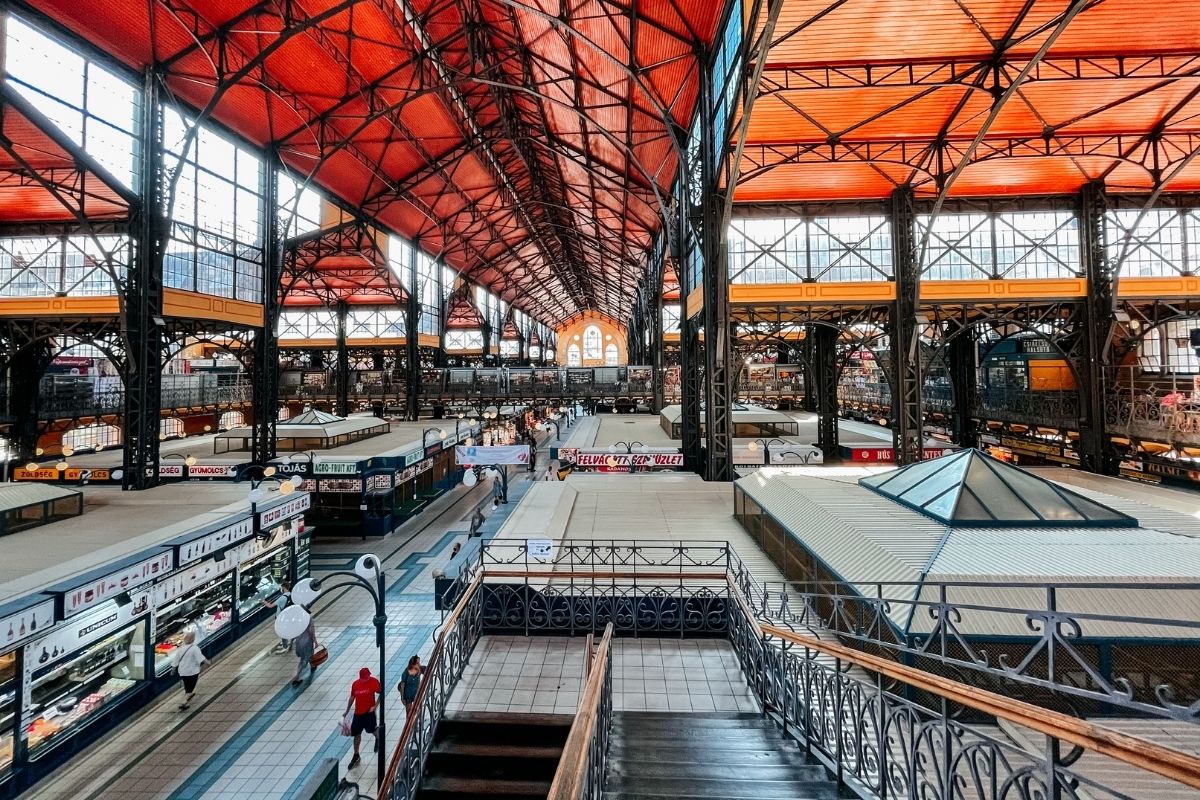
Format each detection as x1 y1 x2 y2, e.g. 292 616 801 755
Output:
0 482 81 513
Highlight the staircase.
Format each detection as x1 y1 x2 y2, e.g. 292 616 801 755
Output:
605 712 838 800
417 711 573 799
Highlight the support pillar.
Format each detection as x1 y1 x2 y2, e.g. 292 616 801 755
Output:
335 302 350 417
1078 181 1116 475
800 330 818 413
481 320 493 367
405 243 420 421
812 325 839 459
124 69 166 489
6 343 52 459
948 327 978 447
889 187 923 465
253 151 282 465
651 257 665 413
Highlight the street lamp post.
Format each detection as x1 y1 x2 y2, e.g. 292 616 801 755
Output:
607 440 649 473
276 555 388 789
422 427 447 447
746 437 788 466
463 465 507 500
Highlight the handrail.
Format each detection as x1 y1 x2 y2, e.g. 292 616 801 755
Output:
760 623 1200 791
547 622 614 800
377 570 483 800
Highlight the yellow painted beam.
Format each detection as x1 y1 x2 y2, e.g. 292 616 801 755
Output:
1117 275 1200 298
730 282 894 305
920 278 1086 301
0 295 119 317
163 289 264 327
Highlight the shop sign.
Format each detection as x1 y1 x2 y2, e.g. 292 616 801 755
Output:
177 518 254 566
13 468 59 481
27 591 150 667
574 452 684 468
258 493 311 528
455 445 530 465
0 599 55 651
1145 460 1200 483
844 446 956 463
187 464 237 478
319 478 363 492
424 444 442 458
274 461 311 476
152 557 235 606
527 538 553 559
62 468 108 482
158 465 184 477
1000 436 1063 457
63 551 174 618
404 451 423 466
314 461 358 475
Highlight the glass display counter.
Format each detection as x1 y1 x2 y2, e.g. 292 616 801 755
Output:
26 622 146 758
236 545 293 621
153 574 234 676
0 652 14 779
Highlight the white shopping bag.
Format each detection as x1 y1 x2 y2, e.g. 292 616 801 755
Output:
339 710 353 736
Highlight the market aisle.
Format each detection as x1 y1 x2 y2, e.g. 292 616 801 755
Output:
16 462 537 800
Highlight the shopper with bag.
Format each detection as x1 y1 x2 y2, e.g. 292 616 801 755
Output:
172 629 209 711
290 615 320 688
398 655 426 716
344 667 382 769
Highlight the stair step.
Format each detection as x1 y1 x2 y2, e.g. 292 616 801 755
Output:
431 740 563 760
615 712 763 721
420 776 552 796
435 712 572 747
609 762 825 782
612 717 776 732
609 727 796 747
609 747 809 768
605 777 837 800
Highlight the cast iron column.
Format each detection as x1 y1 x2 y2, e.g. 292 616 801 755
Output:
405 241 420 421
948 326 978 447
651 244 665 413
253 152 282 465
6 343 52 460
800 329 818 413
889 186 923 465
812 325 839 460
335 301 350 417
123 69 167 489
1078 181 1116 475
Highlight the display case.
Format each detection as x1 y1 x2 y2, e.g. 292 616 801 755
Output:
25 622 145 758
153 574 234 676
236 546 293 621
0 652 14 779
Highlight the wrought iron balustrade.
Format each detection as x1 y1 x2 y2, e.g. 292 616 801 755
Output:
974 387 1081 428
35 381 252 419
1105 366 1200 444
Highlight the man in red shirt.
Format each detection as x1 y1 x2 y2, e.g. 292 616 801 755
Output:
346 667 382 769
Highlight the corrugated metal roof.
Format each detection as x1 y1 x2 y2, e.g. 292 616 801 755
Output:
1031 469 1200 539
0 482 81 513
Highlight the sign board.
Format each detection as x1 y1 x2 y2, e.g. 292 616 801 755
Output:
13 468 60 481
0 599 55 650
28 591 150 666
455 445 530 466
573 452 684 469
152 557 236 606
527 538 554 559
404 451 423 467
62 551 174 617
258 493 311 529
187 464 236 478
177 518 255 566
366 473 392 491
314 461 358 476
319 478 363 493
843 446 955 463
158 464 184 478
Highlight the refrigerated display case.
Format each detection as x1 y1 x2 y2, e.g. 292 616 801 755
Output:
25 622 146 758
153 574 234 676
0 652 14 781
236 545 293 621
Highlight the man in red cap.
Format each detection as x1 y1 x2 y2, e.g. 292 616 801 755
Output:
346 667 382 769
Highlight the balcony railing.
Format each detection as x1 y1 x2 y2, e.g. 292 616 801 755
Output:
1106 366 1200 445
34 382 252 419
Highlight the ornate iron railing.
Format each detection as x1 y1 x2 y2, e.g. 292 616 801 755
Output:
547 623 614 800
36 381 252 418
377 572 483 800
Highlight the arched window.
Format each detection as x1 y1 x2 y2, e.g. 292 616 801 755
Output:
567 344 581 366
583 326 602 361
160 417 185 439
604 344 618 366
63 423 121 452
218 411 245 430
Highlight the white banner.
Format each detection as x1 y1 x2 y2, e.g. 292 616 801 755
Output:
455 445 530 465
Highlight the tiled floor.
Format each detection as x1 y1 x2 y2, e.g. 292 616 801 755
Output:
446 636 758 715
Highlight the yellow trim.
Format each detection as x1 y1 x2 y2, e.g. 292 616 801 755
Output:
0 295 119 317
919 278 1086 301
685 286 704 319
663 332 681 343
418 334 440 348
730 282 894 304
1117 276 1200 298
163 289 264 327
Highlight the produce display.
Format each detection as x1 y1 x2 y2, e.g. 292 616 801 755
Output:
26 678 135 749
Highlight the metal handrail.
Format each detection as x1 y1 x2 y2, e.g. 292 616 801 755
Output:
759 622 1200 791
547 622 614 800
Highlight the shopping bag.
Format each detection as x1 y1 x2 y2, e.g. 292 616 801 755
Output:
310 644 329 669
339 710 354 736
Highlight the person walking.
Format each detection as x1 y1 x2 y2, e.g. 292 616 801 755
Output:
172 629 209 711
345 667 382 770
491 473 506 504
291 613 318 687
262 580 293 653
398 655 426 716
469 506 485 538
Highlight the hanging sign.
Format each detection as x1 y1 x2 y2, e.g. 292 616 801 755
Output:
404 451 423 466
177 518 255 566
527 538 554 559
62 551 174 617
455 445 530 466
153 557 235 606
573 452 684 469
0 599 55 650
315 461 358 476
28 591 150 667
13 468 59 481
258 493 311 529
158 465 184 477
188 464 237 478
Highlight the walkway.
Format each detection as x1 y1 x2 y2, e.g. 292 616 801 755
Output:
20 435 554 800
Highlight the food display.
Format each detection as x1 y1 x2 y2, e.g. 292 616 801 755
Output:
26 626 144 757
0 651 14 776
153 575 233 676
236 547 292 619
